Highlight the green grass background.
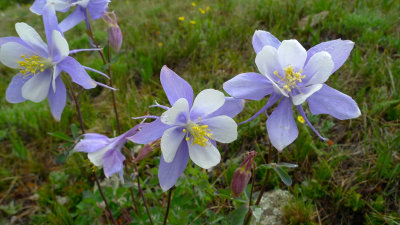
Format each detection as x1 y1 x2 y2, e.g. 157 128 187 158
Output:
0 0 399 224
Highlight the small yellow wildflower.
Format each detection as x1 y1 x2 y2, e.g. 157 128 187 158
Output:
192 2 196 6
199 8 205 14
190 20 196 24
206 6 210 11
297 116 305 124
178 16 185 21
158 42 163 47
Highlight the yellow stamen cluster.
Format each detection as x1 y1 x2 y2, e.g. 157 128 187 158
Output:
17 54 46 75
183 118 213 147
274 65 306 92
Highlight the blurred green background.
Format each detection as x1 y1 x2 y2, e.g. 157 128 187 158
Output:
0 0 399 224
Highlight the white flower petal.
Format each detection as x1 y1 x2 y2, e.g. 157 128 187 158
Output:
0 42 35 69
49 0 72 11
203 116 237 143
88 145 112 167
21 70 52 102
277 40 307 70
160 98 189 125
161 127 186 163
52 30 69 62
255 46 288 97
190 89 225 118
303 51 334 85
188 141 221 169
255 45 281 77
292 84 323 105
15 23 48 55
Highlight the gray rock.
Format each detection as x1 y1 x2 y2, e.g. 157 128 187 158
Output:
251 189 292 225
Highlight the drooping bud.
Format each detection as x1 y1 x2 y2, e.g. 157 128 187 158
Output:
231 151 257 198
104 11 122 53
133 139 160 163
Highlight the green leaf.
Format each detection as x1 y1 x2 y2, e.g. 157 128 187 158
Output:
277 162 298 168
250 205 262 223
228 204 248 225
48 132 74 142
70 124 79 139
273 166 292 186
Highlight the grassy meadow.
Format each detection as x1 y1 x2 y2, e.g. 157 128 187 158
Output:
0 0 399 224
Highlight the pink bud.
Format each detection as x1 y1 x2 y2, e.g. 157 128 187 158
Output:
231 167 251 198
231 151 257 197
104 11 122 53
133 139 160 163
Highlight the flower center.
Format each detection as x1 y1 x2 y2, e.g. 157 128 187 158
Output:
183 118 213 147
17 54 48 75
273 65 306 92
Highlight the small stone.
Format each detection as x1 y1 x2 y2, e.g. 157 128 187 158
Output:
251 189 292 225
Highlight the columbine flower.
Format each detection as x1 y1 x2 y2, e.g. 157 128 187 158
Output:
0 7 106 120
223 30 361 151
128 66 244 191
103 11 122 53
74 124 144 181
31 0 110 32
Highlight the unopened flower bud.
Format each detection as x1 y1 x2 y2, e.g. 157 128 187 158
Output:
133 139 160 163
104 11 122 53
231 151 257 197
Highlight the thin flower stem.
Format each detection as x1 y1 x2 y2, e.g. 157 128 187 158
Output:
134 163 154 225
93 172 118 225
163 188 173 225
85 19 122 135
129 187 139 215
66 79 117 225
254 143 272 206
243 160 257 225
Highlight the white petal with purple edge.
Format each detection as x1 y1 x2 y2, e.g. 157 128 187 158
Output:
188 141 221 169
255 46 288 97
292 84 323 105
206 97 245 118
51 30 69 62
0 42 35 69
161 127 186 163
303 51 334 85
21 70 52 103
267 98 298 151
88 145 112 166
15 23 48 56
49 0 71 11
161 98 189 126
307 85 361 120
277 40 307 70
203 116 237 143
190 89 225 118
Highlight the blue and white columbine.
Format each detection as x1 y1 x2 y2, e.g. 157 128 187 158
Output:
30 0 110 32
0 7 104 120
128 66 244 191
224 30 361 151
